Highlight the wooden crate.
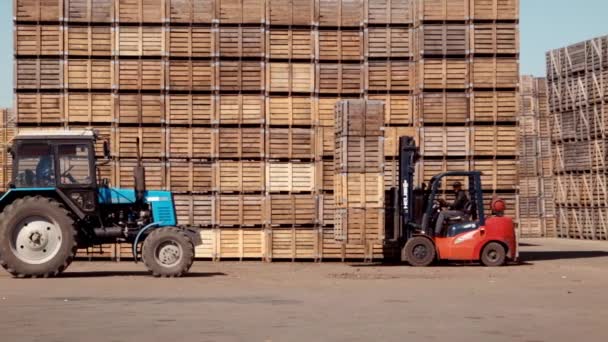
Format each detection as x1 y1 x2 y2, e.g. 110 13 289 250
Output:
167 26 215 57
65 59 112 90
216 228 265 260
217 127 265 159
319 193 335 225
483 193 516 218
266 96 315 126
167 60 214 91
519 217 543 238
65 0 114 22
267 0 315 25
167 161 213 193
15 0 63 22
219 27 265 57
420 159 469 191
115 127 165 159
267 29 315 60
420 126 469 157
472 159 518 191
115 94 164 124
471 58 518 89
365 27 411 58
470 0 519 20
218 0 265 24
417 0 469 21
384 127 417 157
267 63 315 93
214 160 265 193
470 91 517 122
367 61 412 92
335 173 384 208
115 160 166 189
417 24 468 56
267 194 317 226
317 97 356 126
167 0 215 23
417 59 468 90
166 127 214 159
315 159 334 192
471 23 519 55
16 59 63 89
76 244 117 259
16 93 63 124
116 0 166 23
266 162 315 193
335 136 384 173
471 126 517 156
166 94 214 125
267 228 318 260
367 94 412 125
65 26 113 56
215 95 265 125
116 59 164 90
65 92 113 123
366 0 412 24
320 227 384 261
214 194 266 227
334 207 384 244
266 128 314 160
318 30 363 61
418 92 468 123
315 126 335 158
192 228 216 258
173 195 214 227
318 0 364 27
335 99 384 137
219 61 265 91
15 25 63 56
519 196 540 218
116 26 165 56
66 125 112 158
317 63 364 94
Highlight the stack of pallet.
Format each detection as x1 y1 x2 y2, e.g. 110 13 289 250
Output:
334 100 384 247
0 109 15 192
411 0 519 217
10 0 520 260
546 35 607 240
518 76 554 237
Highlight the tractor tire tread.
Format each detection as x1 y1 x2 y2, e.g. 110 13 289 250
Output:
142 227 194 278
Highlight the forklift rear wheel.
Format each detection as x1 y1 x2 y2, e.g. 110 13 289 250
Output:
480 242 507 267
142 227 194 277
0 196 77 278
404 237 436 267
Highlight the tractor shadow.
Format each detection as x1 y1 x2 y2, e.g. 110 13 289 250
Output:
518 250 608 262
58 271 226 278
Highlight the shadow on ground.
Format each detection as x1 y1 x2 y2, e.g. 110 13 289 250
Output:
57 271 227 278
519 251 608 261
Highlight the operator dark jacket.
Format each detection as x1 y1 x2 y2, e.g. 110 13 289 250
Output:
449 190 469 211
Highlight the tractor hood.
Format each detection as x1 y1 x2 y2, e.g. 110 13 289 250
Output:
98 187 177 226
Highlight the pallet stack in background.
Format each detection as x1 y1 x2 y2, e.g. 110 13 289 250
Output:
10 0 520 261
518 76 555 237
0 109 15 192
546 36 608 240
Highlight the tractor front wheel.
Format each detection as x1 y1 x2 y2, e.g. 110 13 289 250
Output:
404 236 436 267
480 242 507 267
0 196 78 278
142 227 194 277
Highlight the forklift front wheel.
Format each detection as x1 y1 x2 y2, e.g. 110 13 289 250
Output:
480 242 507 267
404 237 436 267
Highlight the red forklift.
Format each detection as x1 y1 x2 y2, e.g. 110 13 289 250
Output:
387 137 518 266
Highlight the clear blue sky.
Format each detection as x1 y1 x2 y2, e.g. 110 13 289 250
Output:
1 0 607 108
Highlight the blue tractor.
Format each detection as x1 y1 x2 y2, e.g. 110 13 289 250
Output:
0 130 196 277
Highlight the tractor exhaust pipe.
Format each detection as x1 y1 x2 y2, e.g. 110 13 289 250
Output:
133 138 146 206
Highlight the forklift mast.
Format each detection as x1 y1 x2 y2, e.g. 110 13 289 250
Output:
396 136 419 242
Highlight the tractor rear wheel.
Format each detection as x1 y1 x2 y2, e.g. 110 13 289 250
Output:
0 196 77 278
142 227 194 277
480 242 507 267
404 236 436 267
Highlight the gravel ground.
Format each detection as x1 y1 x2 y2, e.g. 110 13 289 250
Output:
1 238 607 342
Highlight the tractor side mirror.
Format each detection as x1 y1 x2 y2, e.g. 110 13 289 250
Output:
103 141 110 159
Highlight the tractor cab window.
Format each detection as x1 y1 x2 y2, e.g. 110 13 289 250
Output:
14 143 55 187
58 144 92 186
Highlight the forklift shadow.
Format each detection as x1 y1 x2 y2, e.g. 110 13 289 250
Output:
58 271 227 278
518 250 608 262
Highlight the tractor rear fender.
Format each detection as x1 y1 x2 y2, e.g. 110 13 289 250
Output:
0 189 85 220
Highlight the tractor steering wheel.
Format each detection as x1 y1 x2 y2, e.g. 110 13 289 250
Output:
61 165 77 184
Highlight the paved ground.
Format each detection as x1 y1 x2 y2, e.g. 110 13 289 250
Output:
1 238 608 342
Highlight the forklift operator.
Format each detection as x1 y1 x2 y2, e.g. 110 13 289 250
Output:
435 181 470 234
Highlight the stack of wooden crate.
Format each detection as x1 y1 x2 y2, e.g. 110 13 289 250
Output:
411 0 519 218
334 100 384 246
518 76 554 237
10 0 520 260
546 35 607 240
0 109 15 192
